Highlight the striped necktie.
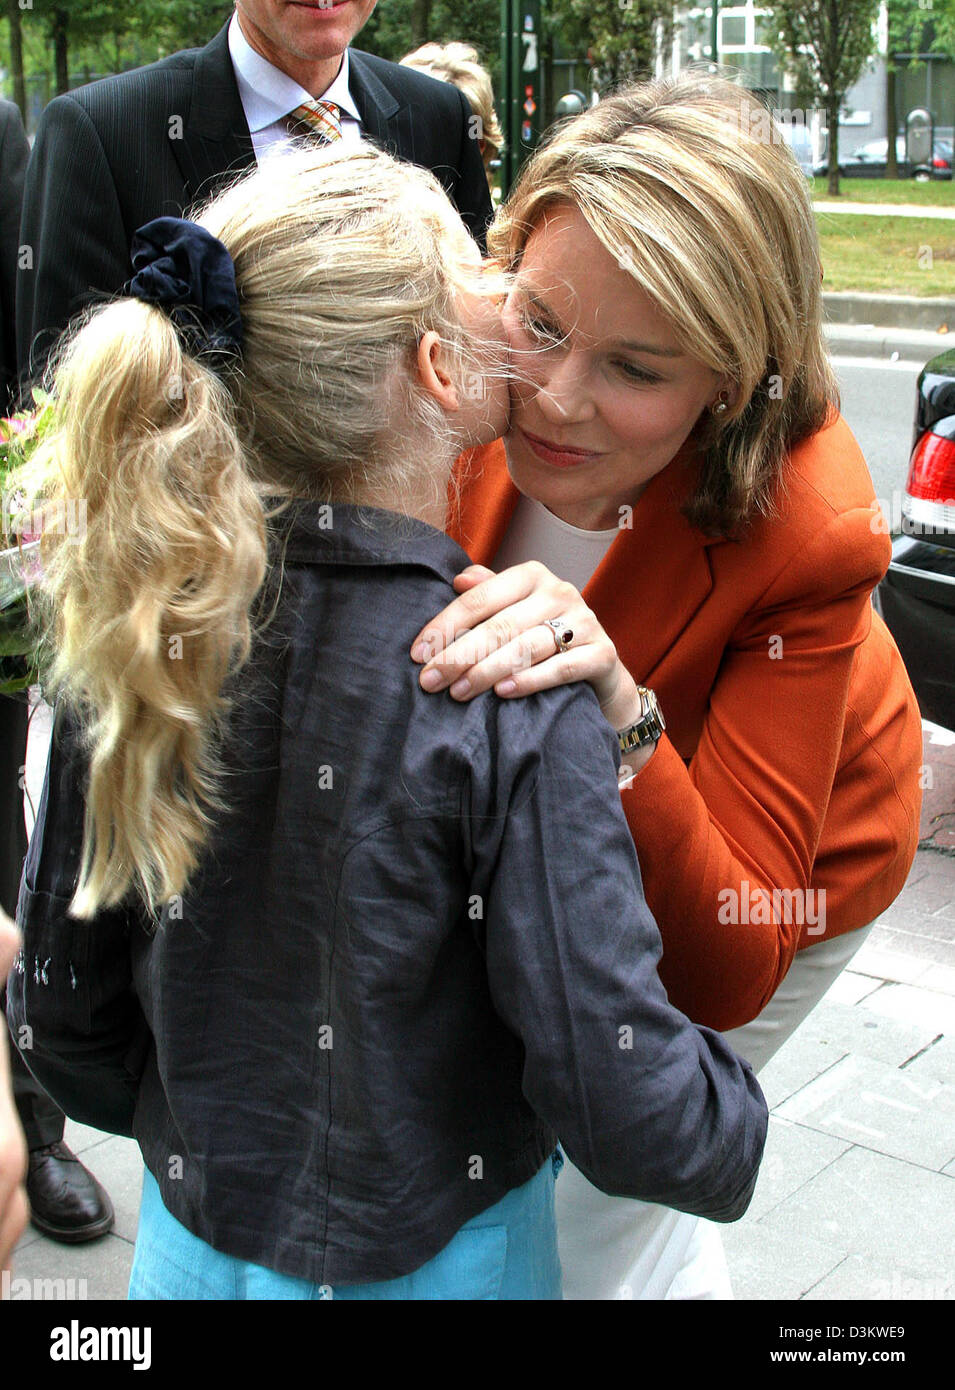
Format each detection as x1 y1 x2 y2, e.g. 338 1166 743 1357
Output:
285 100 343 145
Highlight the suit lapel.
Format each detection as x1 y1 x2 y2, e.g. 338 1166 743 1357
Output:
169 24 256 209
347 49 403 154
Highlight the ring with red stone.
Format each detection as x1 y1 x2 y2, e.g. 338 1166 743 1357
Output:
544 617 574 654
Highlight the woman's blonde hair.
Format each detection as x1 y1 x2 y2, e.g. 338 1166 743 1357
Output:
19 145 507 920
401 41 504 169
489 71 838 536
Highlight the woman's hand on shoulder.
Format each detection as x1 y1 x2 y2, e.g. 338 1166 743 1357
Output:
410 561 644 731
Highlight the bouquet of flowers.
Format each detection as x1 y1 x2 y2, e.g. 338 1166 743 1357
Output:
0 391 54 696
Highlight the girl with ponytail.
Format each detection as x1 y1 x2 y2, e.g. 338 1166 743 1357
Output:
8 144 766 1299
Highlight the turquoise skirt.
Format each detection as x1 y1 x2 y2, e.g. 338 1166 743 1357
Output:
128 1153 564 1300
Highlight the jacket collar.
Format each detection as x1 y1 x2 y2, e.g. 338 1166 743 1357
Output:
280 501 472 588
346 50 402 148
451 438 720 682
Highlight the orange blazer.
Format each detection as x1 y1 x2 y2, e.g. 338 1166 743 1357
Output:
448 415 923 1032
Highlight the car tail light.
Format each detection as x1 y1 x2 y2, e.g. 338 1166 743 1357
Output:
904 430 955 534
932 155 950 169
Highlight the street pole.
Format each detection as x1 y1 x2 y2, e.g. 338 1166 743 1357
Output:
710 0 719 64
500 0 543 198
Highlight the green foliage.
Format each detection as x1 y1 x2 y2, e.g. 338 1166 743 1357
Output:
2 0 232 103
551 0 673 89
888 0 955 62
146 1 235 53
360 0 501 76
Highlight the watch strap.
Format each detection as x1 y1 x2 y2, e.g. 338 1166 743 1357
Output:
617 687 665 753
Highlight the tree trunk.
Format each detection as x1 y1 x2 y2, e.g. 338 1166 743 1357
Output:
6 0 26 120
53 10 70 96
886 62 897 178
411 0 432 49
827 98 840 196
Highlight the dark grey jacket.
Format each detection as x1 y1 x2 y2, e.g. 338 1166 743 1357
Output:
7 504 767 1286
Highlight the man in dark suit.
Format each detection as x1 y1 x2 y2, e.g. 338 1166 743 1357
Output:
3 97 116 1247
17 0 493 378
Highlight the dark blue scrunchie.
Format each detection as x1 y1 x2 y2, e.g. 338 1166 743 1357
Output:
123 216 243 373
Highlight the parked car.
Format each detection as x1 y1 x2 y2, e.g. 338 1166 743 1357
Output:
814 135 953 181
875 351 955 730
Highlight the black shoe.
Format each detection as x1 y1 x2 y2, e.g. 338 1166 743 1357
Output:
26 1141 115 1243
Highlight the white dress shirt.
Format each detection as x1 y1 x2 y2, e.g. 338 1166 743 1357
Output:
228 12 363 161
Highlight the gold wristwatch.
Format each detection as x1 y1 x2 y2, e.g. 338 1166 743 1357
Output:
617 686 666 754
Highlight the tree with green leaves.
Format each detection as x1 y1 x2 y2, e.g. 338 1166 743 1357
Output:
31 1 138 95
360 0 500 71
3 0 231 113
765 0 881 195
553 0 674 90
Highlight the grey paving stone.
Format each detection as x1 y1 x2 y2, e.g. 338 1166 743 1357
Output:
7 1230 134 1302
720 1219 845 1300
12 1223 41 1257
866 926 955 967
776 1052 955 1170
783 997 942 1070
825 970 882 1006
743 1115 851 1223
63 1119 119 1158
752 1032 837 1110
849 945 931 987
757 1145 955 1268
935 896 955 922
899 867 955 915
803 1253 955 1301
918 963 955 996
943 1158 955 1176
873 898 955 936
898 1032 955 1088
902 859 929 888
861 980 955 1033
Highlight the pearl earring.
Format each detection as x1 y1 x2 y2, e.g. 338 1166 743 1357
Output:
711 391 729 417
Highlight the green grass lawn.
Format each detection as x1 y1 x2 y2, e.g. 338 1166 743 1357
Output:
816 213 955 295
811 176 955 206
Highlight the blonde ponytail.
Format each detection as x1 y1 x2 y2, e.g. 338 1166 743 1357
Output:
24 297 267 918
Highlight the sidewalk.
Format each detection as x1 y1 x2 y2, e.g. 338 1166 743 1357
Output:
8 723 955 1301
815 201 955 220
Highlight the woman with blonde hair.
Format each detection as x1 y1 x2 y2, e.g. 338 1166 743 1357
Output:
412 73 924 1298
5 143 766 1299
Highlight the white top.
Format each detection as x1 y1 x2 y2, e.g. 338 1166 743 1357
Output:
228 12 364 161
491 494 618 593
